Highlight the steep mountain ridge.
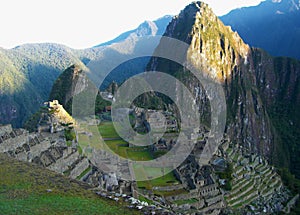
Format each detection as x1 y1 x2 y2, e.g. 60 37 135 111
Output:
48 65 85 112
149 1 300 177
0 44 84 127
221 0 300 59
49 64 110 115
96 15 172 47
252 48 300 174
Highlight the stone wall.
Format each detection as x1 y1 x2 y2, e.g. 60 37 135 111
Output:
0 133 29 152
199 184 219 197
152 184 185 192
166 190 199 202
48 150 79 173
70 158 90 179
0 124 13 136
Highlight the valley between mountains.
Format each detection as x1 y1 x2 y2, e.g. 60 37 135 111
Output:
0 1 300 214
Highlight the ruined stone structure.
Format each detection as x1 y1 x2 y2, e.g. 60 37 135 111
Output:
0 118 296 214
0 98 296 215
0 122 134 195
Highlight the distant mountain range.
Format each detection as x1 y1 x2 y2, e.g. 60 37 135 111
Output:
221 0 300 59
0 16 171 127
2 0 300 127
3 0 300 127
96 15 172 47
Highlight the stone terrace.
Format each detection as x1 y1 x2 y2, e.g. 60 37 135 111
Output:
224 145 290 212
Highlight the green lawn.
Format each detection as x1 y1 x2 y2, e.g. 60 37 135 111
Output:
88 121 180 190
77 123 105 152
105 139 129 158
99 122 154 161
98 121 120 139
153 151 167 158
0 154 140 215
137 170 179 190
127 148 153 161
0 194 134 215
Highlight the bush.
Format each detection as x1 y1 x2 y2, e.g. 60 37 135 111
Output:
64 129 76 141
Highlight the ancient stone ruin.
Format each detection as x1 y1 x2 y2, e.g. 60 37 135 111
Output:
0 101 297 214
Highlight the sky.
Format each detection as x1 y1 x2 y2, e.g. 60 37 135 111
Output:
0 0 263 49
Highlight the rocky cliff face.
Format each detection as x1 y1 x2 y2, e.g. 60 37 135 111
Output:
149 1 300 177
49 65 85 112
49 65 110 115
252 48 300 174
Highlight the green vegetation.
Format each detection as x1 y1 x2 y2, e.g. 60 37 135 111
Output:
77 145 83 155
278 168 300 195
77 123 102 151
126 149 153 161
102 137 153 161
66 141 72 147
0 153 140 215
217 163 233 191
0 44 84 127
104 139 129 158
98 121 153 161
49 65 111 116
290 200 300 215
95 93 111 114
138 195 154 204
269 101 300 178
49 65 82 111
277 167 300 214
250 54 300 179
76 167 92 180
64 128 76 141
137 171 179 190
97 120 181 190
98 121 120 139
24 107 49 132
133 92 171 110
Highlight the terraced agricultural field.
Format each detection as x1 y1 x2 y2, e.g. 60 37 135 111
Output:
225 147 284 209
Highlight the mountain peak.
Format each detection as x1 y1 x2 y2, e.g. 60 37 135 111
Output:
162 1 249 81
95 15 172 47
136 20 158 36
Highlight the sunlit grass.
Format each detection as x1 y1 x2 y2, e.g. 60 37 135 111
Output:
0 154 140 215
98 121 120 139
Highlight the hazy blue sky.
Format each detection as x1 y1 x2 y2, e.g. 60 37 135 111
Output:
0 0 263 49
